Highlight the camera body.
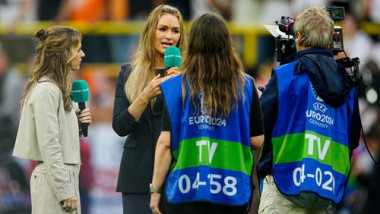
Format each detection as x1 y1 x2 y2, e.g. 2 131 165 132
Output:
275 6 345 61
274 6 360 85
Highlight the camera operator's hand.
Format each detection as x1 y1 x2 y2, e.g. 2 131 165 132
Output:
334 51 346 60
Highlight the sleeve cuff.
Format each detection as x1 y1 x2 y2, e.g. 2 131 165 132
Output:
124 110 142 127
56 185 76 202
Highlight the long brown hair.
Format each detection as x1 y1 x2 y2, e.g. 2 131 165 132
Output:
21 26 82 112
125 4 186 105
182 13 246 118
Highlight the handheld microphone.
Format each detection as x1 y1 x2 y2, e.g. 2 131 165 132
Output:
71 80 90 137
164 46 182 69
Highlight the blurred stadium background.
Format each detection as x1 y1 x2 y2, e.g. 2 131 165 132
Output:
1 1 380 214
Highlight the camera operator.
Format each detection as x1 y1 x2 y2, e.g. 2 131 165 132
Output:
257 6 362 214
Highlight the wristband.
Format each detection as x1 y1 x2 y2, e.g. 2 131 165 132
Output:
149 183 161 193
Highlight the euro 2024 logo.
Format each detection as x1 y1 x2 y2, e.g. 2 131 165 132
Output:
311 84 327 113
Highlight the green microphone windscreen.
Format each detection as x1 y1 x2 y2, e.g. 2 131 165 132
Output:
164 46 181 68
71 80 89 102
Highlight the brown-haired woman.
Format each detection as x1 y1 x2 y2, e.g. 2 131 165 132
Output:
150 13 264 214
13 26 92 213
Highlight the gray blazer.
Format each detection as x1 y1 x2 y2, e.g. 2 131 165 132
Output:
13 76 81 201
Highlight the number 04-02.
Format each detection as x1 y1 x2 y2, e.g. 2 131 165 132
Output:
293 164 335 192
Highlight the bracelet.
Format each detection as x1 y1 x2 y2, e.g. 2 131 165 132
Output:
149 183 161 193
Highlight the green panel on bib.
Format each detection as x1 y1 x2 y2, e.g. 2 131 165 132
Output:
172 137 253 175
272 131 350 175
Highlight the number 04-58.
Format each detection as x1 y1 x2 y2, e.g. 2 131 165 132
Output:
178 173 238 196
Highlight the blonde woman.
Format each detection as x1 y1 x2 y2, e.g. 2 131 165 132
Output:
112 4 186 214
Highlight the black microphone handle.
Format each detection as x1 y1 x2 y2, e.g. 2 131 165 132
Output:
79 102 86 111
78 102 88 137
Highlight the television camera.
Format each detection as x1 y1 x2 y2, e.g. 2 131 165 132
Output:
272 6 360 86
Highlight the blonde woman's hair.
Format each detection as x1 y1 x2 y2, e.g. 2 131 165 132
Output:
21 26 82 112
125 4 186 106
294 6 334 49
182 13 246 118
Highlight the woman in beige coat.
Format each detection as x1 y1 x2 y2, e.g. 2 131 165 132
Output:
13 26 92 214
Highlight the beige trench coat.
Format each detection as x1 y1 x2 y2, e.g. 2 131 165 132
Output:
13 77 81 213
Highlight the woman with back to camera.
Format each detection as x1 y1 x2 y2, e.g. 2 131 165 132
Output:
150 13 264 214
112 4 187 214
13 26 92 213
